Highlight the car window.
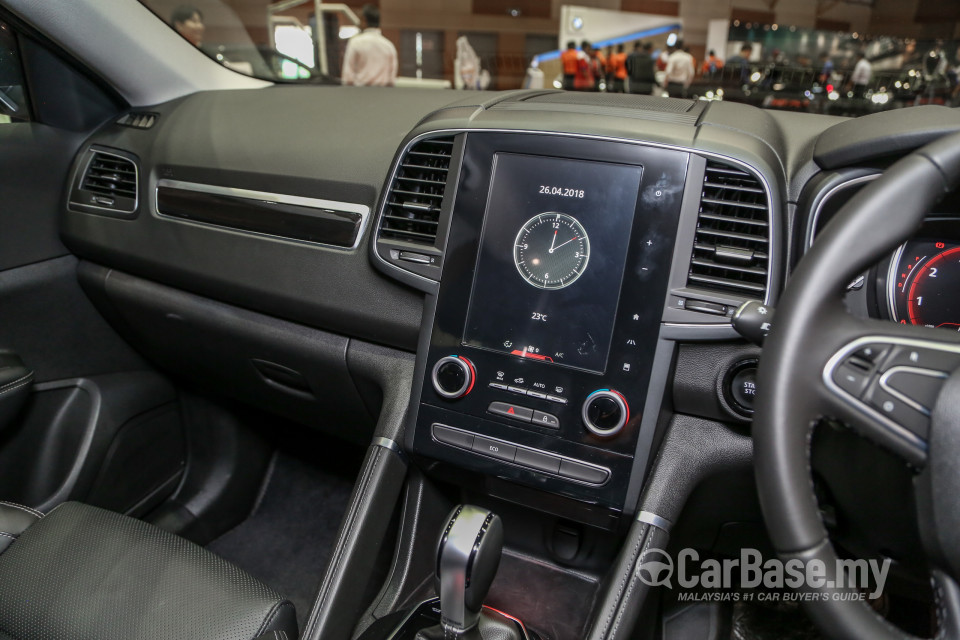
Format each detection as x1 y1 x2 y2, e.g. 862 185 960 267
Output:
0 20 30 123
137 1 960 116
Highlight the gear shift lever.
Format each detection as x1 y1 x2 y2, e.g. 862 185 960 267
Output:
434 505 504 635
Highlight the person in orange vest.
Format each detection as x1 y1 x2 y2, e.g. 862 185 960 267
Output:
592 45 607 91
560 41 579 90
573 41 596 91
610 44 628 92
701 49 723 77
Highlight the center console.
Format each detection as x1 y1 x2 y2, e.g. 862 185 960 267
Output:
406 133 691 514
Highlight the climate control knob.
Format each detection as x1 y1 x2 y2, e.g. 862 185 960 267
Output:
582 389 629 437
431 356 476 399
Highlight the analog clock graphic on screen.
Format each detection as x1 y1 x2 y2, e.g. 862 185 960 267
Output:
513 212 591 289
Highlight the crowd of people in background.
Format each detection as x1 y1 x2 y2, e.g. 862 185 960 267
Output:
559 38 724 98
554 34 960 110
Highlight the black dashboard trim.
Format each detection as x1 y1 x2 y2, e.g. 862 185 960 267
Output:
154 179 370 251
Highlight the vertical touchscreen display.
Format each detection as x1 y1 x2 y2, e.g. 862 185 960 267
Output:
462 153 641 374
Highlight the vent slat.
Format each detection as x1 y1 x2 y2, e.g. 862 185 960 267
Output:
687 160 770 299
688 273 767 293
378 136 455 246
697 212 768 228
702 180 764 194
80 152 138 202
700 196 767 212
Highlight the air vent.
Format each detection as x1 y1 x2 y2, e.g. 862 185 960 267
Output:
116 112 158 129
687 161 770 298
378 136 454 246
69 149 139 215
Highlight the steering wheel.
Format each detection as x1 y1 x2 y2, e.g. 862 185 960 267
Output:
754 131 960 639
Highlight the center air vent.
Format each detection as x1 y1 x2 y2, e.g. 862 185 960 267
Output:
378 136 454 246
687 161 770 298
69 148 139 216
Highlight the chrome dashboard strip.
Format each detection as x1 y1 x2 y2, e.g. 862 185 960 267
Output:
154 179 371 251
373 127 780 308
805 172 880 251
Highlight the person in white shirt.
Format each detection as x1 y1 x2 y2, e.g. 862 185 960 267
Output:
341 5 398 87
850 51 871 99
664 40 695 98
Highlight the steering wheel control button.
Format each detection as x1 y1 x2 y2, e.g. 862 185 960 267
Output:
432 424 475 450
885 346 960 374
558 460 610 485
531 410 560 429
487 402 533 423
432 356 475 399
879 367 948 414
833 362 872 398
865 388 930 439
513 448 561 474
472 436 516 462
582 389 629 437
852 343 890 364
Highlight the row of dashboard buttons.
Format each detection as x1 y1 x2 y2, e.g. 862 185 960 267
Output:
488 382 568 404
488 402 560 429
431 423 610 485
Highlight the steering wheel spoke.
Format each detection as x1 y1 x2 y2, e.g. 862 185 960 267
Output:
820 325 960 466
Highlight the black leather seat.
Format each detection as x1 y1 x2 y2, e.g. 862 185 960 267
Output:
0 501 298 640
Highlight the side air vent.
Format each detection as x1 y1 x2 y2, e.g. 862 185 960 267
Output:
69 148 139 216
378 136 454 246
687 161 770 297
117 112 158 129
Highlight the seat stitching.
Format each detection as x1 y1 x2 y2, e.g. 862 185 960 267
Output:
0 378 33 398
0 502 43 518
255 599 294 637
0 532 16 539
0 372 32 393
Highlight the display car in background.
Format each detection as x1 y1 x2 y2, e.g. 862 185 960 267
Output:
1 1 960 640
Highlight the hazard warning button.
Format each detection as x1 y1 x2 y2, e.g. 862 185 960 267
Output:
487 402 533 423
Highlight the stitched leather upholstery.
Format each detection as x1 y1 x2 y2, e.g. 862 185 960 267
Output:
0 502 298 640
0 502 41 555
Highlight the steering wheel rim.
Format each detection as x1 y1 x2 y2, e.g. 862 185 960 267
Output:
753 130 960 640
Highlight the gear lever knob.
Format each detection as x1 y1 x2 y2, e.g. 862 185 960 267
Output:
434 505 504 635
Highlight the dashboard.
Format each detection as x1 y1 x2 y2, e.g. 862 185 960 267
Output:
56 86 960 523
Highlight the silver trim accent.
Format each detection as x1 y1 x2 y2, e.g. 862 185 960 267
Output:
886 242 908 322
637 510 673 532
439 505 491 633
581 390 628 438
154 179 370 251
821 335 960 456
373 128 780 304
371 437 402 455
805 172 880 250
431 423 611 487
878 366 948 415
70 149 140 215
431 356 472 399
